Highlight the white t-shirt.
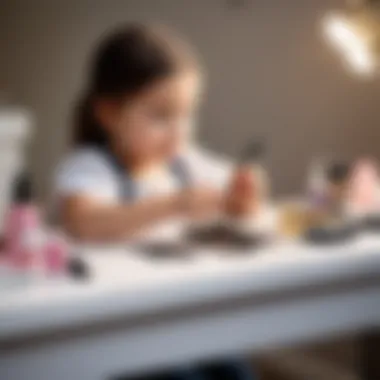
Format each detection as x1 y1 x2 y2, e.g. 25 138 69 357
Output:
54 146 232 240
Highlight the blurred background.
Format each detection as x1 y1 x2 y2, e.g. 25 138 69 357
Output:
1 0 380 201
2 1 380 380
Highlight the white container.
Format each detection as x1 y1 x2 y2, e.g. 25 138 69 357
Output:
0 107 32 233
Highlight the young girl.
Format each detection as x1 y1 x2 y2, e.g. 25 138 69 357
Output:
55 24 256 379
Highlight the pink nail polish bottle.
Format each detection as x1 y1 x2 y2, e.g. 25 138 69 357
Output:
43 231 68 276
4 172 43 271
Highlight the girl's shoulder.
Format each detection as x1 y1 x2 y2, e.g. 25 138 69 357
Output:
54 146 119 197
57 146 112 172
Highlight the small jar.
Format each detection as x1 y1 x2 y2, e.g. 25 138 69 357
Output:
307 158 350 219
225 141 269 219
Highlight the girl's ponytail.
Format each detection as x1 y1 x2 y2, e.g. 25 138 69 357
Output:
73 92 108 147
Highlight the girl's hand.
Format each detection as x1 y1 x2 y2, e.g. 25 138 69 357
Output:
225 167 258 218
176 186 223 219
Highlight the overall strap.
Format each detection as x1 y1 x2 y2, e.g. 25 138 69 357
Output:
170 157 192 189
103 149 192 202
102 149 139 201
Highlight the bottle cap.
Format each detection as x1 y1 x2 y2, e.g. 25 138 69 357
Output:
67 256 90 280
12 172 34 203
326 161 351 184
239 139 266 163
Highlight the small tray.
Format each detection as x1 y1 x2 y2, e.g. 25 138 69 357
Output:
304 222 358 245
187 223 270 251
361 215 380 232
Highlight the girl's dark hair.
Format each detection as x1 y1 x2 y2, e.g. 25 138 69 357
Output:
73 24 199 147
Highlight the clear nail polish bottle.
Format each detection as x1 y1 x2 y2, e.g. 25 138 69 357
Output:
226 140 269 219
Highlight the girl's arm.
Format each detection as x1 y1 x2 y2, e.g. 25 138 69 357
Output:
60 187 222 241
54 148 223 242
61 194 177 241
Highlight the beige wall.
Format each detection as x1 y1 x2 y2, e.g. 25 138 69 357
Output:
1 0 380 199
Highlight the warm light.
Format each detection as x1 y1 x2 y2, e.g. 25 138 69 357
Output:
322 11 377 76
323 14 365 53
346 47 376 75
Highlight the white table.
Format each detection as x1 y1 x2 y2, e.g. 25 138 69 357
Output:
1 235 380 380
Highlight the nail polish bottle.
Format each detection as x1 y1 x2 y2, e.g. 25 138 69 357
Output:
4 172 44 271
43 230 68 276
325 161 351 218
308 158 350 217
345 158 380 219
307 159 329 210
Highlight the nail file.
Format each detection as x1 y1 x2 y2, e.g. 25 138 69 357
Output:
137 242 193 260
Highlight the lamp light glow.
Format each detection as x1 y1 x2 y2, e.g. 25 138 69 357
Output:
322 6 380 77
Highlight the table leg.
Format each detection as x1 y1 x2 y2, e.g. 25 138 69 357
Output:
360 330 380 380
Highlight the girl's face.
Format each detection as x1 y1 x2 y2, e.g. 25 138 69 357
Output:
102 71 201 166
